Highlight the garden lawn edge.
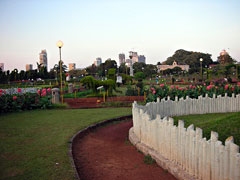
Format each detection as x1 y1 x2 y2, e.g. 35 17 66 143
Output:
69 115 132 180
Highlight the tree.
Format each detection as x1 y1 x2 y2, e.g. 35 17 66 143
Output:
163 49 213 74
133 62 146 73
143 64 157 78
217 53 235 65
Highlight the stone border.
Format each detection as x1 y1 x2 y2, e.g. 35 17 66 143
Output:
129 127 198 180
69 115 132 180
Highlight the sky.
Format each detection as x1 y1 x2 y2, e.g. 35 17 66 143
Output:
0 0 240 71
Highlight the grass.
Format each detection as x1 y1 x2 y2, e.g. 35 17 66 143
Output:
0 108 131 180
143 155 156 165
173 112 240 146
63 90 92 98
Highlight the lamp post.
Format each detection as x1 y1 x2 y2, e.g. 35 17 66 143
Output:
200 58 203 81
57 40 64 104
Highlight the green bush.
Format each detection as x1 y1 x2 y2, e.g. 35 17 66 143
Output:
0 93 52 114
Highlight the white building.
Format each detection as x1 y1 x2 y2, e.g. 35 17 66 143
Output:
39 50 48 69
125 59 132 67
0 63 4 71
69 63 76 71
26 64 33 71
157 61 189 72
94 57 102 66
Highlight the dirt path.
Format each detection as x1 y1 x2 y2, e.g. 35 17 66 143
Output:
73 120 176 180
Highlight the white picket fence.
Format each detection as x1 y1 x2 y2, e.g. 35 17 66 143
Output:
131 95 240 180
143 93 240 119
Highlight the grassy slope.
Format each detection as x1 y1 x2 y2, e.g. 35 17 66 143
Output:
0 108 131 180
173 112 240 146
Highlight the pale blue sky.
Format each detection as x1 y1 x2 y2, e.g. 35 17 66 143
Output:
0 0 239 71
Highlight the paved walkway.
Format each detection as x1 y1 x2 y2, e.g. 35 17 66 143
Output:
72 120 176 180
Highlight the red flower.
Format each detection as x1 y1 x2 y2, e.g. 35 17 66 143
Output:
37 90 40 94
170 85 174 89
206 86 211 90
232 87 235 91
47 88 51 92
160 84 164 87
13 96 17 100
176 86 179 89
180 87 183 90
151 88 154 90
17 88 21 93
192 86 196 89
0 89 2 93
224 84 229 90
185 87 188 90
189 85 192 88
0 92 2 96
153 90 156 94
238 82 240 87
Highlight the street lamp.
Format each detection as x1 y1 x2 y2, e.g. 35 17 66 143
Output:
57 40 64 104
200 58 203 81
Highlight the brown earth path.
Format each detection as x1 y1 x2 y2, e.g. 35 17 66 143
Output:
72 120 176 180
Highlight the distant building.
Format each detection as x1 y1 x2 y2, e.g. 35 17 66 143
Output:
0 63 4 71
39 50 48 69
125 59 132 67
94 57 102 66
119 53 125 64
26 64 33 71
157 61 189 72
129 51 138 64
69 63 76 71
138 55 146 64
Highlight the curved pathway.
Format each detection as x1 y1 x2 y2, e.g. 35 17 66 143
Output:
73 120 176 180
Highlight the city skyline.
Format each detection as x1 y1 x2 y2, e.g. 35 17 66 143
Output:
0 0 240 71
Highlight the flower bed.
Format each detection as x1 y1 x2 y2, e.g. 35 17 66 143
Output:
0 88 52 113
147 82 240 102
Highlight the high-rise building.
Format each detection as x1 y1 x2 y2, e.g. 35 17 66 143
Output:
69 63 76 71
138 55 146 64
119 53 125 65
0 63 4 71
39 50 48 69
129 51 138 64
94 57 102 66
125 59 132 67
26 64 33 71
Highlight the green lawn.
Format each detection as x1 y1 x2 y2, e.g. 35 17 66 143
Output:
173 112 240 146
0 108 131 180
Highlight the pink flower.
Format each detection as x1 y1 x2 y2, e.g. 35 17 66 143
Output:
13 96 17 100
232 87 235 91
0 89 2 93
215 86 218 89
185 87 188 90
42 88 46 92
189 85 192 88
238 82 240 87
180 87 183 90
37 90 40 94
170 85 174 89
153 90 156 94
160 83 164 87
17 88 21 92
4 90 6 94
224 84 229 90
41 92 46 96
204 83 206 86
176 86 179 89
206 86 211 90
47 88 51 92
151 88 154 90
192 86 196 89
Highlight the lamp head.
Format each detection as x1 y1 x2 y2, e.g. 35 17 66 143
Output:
200 58 203 62
57 40 63 48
